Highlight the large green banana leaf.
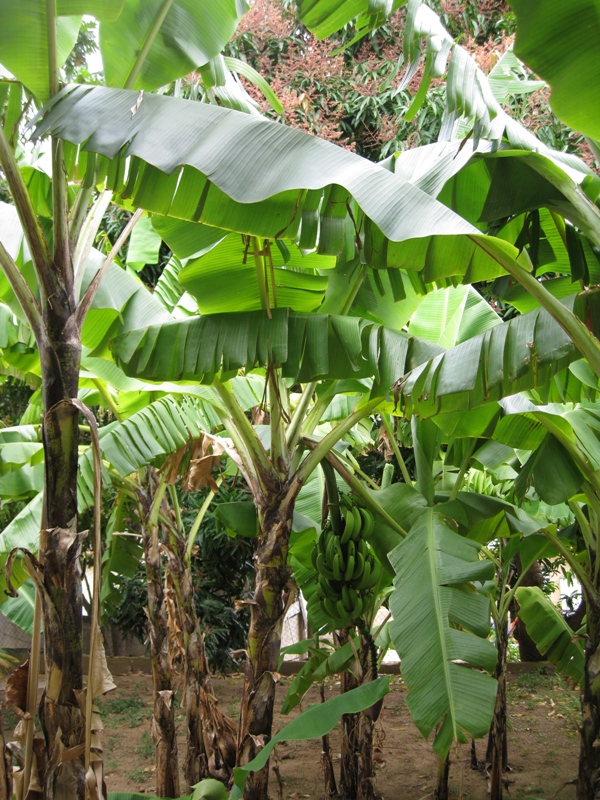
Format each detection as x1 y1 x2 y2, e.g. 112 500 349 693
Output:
178 233 332 314
510 0 600 141
489 396 600 504
99 0 249 92
389 509 497 757
515 586 584 684
398 292 600 419
0 1 248 102
30 85 472 242
31 85 575 291
0 1 124 102
296 0 403 39
436 150 600 253
113 296 597 410
408 284 501 348
112 308 442 390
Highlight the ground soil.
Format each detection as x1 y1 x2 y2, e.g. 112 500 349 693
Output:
2 665 581 799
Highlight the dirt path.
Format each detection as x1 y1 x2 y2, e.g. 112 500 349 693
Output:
2 666 580 798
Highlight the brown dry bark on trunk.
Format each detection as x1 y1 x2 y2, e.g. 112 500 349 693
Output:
337 630 376 800
319 685 337 799
164 529 237 789
488 616 509 800
38 331 85 799
140 476 179 799
0 713 13 800
578 590 600 799
237 493 294 800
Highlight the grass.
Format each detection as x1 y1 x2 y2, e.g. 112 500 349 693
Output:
97 695 148 728
2 706 18 731
510 667 580 733
126 765 150 784
137 731 154 760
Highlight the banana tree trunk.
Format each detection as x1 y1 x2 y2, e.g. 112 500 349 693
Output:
320 685 337 799
38 334 85 799
578 590 600 799
237 494 294 800
164 534 237 787
435 754 450 800
337 630 376 800
488 617 509 800
140 478 179 799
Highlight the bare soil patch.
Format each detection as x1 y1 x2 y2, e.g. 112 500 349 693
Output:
2 666 580 799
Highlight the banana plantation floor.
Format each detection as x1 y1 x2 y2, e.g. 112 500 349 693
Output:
2 666 580 799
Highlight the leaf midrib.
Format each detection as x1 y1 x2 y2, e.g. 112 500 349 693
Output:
426 511 458 742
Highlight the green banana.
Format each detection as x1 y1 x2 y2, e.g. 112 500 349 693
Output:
332 536 344 564
355 559 372 591
323 596 338 619
342 584 352 612
332 552 343 581
340 506 355 544
351 505 362 540
317 553 335 580
315 583 327 601
326 531 336 565
361 558 382 590
318 575 335 597
352 550 365 581
351 595 363 620
346 539 355 563
336 599 349 621
344 553 355 582
359 506 374 538
311 548 318 570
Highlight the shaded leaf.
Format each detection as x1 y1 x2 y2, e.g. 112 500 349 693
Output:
515 586 584 685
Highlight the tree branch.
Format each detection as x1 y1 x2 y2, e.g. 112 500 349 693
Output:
75 207 143 328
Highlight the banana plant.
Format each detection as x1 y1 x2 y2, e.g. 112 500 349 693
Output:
0 2 279 793
399 326 600 797
5 8 600 800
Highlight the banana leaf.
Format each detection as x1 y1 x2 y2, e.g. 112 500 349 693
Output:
510 0 600 141
229 676 390 800
30 85 470 242
515 586 584 685
389 509 497 757
99 0 248 93
398 292 600 419
0 0 124 102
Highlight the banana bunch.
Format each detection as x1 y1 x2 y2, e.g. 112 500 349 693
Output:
310 501 382 627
